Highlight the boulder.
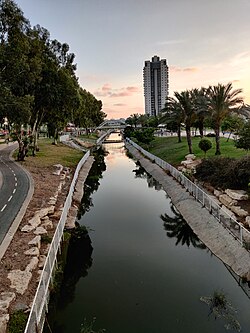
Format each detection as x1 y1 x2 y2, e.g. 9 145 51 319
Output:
230 206 249 217
33 226 47 235
219 194 237 208
214 189 223 197
245 216 250 228
7 270 32 295
26 257 39 272
28 215 41 228
185 154 196 160
28 235 41 249
24 247 40 256
0 292 15 312
225 189 248 201
0 314 9 333
21 224 35 233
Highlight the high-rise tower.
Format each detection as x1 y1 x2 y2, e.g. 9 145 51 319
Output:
143 55 169 116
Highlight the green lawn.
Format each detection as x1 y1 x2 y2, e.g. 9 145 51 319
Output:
146 136 247 167
20 138 84 168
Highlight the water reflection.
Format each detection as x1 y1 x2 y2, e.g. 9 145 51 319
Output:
133 164 162 191
161 204 206 249
44 226 93 333
77 147 107 219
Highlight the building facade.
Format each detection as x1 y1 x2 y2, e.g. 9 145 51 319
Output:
143 55 169 116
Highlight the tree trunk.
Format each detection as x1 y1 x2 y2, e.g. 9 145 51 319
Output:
215 127 221 155
198 122 204 138
177 125 181 143
226 132 232 142
186 126 193 154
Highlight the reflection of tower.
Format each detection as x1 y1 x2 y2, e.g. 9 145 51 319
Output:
143 55 169 116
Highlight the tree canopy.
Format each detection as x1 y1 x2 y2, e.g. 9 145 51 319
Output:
0 0 106 159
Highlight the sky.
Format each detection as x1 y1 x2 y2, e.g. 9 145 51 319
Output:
14 0 250 119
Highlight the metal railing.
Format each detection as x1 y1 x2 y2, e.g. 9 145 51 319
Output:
24 150 90 333
126 138 250 247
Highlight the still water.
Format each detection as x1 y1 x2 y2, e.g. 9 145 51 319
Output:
46 134 250 333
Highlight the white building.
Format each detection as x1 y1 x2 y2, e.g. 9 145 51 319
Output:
143 55 169 116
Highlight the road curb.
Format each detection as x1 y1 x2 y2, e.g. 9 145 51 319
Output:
0 143 34 261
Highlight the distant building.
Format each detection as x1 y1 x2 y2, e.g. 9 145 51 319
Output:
143 55 169 116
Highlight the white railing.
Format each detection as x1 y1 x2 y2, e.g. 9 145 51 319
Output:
126 138 250 248
24 150 90 333
96 129 113 145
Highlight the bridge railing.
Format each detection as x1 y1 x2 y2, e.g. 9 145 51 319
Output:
24 150 90 333
96 129 113 145
126 138 250 248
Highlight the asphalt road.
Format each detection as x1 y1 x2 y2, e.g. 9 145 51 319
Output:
0 143 30 243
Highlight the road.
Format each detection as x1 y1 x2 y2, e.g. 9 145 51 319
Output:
0 143 30 244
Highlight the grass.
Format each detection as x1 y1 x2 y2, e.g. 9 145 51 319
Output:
146 136 247 166
20 138 84 168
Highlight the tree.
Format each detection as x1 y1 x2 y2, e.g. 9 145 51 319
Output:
173 90 196 153
207 83 243 155
161 97 184 143
221 113 244 142
198 138 212 157
191 87 209 138
234 121 250 153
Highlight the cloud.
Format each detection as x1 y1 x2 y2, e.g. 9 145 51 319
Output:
94 84 141 98
113 103 127 106
170 66 199 73
157 39 186 46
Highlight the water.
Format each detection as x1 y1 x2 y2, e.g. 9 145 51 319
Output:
46 133 250 333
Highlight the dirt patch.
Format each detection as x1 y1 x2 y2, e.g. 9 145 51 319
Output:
0 161 73 314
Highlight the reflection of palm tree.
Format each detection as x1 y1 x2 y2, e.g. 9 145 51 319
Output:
161 204 206 249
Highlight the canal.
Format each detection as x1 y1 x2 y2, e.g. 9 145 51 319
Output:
45 133 250 333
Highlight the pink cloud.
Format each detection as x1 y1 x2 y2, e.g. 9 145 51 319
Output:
94 84 140 98
170 66 199 73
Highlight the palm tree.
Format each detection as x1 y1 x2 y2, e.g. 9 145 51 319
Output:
191 87 209 138
207 83 243 155
161 204 206 249
161 97 183 142
174 90 196 153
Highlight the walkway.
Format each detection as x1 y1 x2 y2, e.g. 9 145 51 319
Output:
126 143 250 280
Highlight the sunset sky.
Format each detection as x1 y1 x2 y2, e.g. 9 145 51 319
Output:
15 0 250 119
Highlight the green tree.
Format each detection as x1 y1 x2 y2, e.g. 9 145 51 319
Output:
207 83 243 155
234 121 250 153
173 90 196 153
198 138 212 157
221 113 244 142
161 97 184 142
191 87 209 138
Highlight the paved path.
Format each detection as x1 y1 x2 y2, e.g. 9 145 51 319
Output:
126 143 250 280
0 142 34 260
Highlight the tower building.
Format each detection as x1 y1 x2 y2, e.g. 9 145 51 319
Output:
143 55 169 116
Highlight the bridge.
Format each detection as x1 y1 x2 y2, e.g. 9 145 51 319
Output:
96 119 126 130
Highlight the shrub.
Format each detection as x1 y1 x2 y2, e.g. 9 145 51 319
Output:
198 138 212 157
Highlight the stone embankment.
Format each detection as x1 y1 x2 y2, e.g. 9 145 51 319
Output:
126 143 250 281
0 156 94 333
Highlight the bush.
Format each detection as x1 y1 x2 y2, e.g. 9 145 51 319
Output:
195 156 250 190
198 138 212 157
8 310 28 333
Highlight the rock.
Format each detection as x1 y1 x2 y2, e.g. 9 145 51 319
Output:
28 236 41 249
245 216 250 227
219 194 237 208
24 247 40 256
35 206 55 218
230 206 249 217
38 255 46 268
12 302 29 312
214 189 223 197
0 292 15 312
7 270 32 295
0 314 9 333
33 226 47 235
225 189 248 201
185 154 196 160
41 219 53 230
26 257 39 272
21 224 35 233
28 214 41 228
53 164 63 175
